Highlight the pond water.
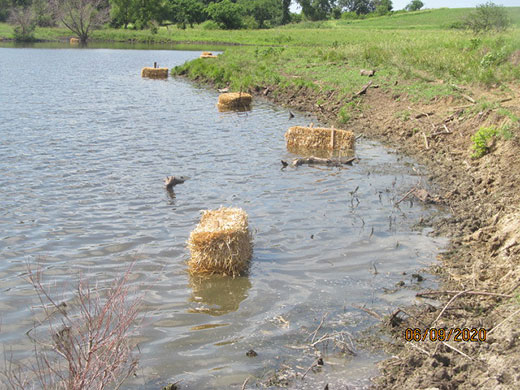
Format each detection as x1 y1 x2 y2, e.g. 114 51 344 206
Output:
0 46 445 389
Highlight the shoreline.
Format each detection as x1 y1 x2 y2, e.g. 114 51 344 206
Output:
175 63 520 388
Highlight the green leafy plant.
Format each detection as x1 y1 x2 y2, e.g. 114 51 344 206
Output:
471 126 498 158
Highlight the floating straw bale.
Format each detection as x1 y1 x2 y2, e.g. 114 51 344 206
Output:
217 92 252 111
141 67 169 79
285 126 355 154
200 51 218 58
188 207 253 277
70 37 79 44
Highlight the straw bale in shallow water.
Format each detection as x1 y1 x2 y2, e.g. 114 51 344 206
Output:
70 37 79 44
188 207 252 277
200 51 218 58
285 126 354 153
217 92 252 110
141 67 169 79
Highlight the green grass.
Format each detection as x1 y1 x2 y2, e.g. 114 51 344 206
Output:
172 28 519 100
327 7 520 30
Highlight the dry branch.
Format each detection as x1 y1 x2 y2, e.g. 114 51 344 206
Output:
355 81 373 96
417 290 513 299
292 156 356 167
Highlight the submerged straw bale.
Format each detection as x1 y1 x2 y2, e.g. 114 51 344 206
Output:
141 67 169 79
70 37 79 44
188 207 253 277
285 126 355 153
217 92 252 111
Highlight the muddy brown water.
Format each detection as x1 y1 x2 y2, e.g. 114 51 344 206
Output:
0 46 446 389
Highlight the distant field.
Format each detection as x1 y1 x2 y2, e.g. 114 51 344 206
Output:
325 7 520 29
1 7 520 44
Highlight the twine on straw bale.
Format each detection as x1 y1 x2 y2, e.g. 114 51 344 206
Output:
70 37 79 44
285 126 355 154
141 67 169 79
217 92 252 111
188 207 253 277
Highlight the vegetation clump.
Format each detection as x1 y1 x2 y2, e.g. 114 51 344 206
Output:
463 2 512 33
471 126 499 158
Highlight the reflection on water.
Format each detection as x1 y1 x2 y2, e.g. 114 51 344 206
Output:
286 144 356 158
0 46 446 389
217 104 252 113
189 275 252 316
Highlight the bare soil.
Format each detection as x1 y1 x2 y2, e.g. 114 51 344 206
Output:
259 82 520 389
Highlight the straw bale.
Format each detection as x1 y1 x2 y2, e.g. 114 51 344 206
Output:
70 37 79 44
285 126 354 153
217 92 252 110
200 51 218 58
188 207 253 277
141 67 169 79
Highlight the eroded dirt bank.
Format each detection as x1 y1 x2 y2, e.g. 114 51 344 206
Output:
260 82 520 389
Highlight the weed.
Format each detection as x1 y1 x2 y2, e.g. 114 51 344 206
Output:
338 105 352 124
395 110 411 121
471 126 498 158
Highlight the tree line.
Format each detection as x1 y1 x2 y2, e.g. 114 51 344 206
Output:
2 0 426 34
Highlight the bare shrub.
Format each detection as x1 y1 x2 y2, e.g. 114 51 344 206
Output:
51 0 110 43
2 266 141 390
8 6 36 42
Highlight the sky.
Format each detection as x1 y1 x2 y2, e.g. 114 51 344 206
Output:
290 0 519 12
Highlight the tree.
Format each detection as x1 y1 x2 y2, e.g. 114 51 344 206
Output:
405 0 423 11
8 5 36 41
32 0 56 27
463 2 511 33
298 0 335 21
131 0 166 29
168 0 206 29
374 0 392 15
1 0 12 22
339 0 374 15
110 0 134 28
282 0 291 24
241 0 282 28
51 0 110 43
206 0 244 29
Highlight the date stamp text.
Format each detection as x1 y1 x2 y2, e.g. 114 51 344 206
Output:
404 328 487 342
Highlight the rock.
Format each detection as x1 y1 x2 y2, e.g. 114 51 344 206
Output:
246 349 258 357
360 69 376 77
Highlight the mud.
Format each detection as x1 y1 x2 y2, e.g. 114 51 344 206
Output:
259 82 520 389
